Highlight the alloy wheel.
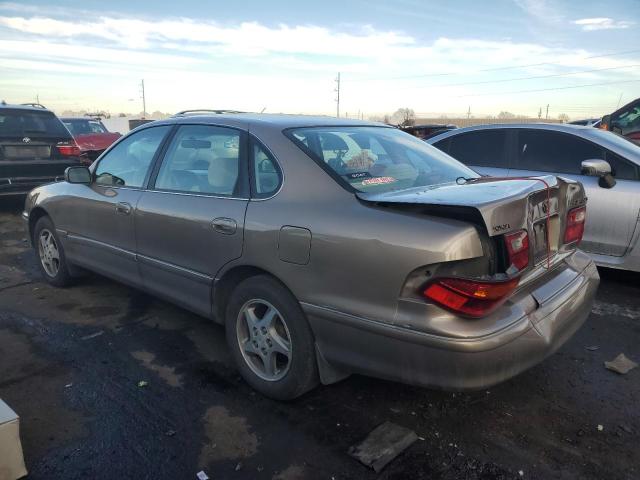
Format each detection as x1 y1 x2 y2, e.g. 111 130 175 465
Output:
38 228 60 277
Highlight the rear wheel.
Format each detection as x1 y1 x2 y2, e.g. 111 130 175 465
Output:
225 275 318 400
33 216 74 287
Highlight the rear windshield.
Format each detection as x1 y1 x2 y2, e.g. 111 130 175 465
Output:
0 110 70 137
287 126 478 193
63 119 108 135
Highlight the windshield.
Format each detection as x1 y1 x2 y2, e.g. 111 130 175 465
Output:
288 126 478 193
63 119 108 135
0 110 70 138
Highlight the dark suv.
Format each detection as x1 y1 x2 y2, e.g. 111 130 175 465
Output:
0 102 82 196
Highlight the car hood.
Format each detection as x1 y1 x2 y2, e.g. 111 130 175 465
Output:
74 132 121 152
356 176 587 237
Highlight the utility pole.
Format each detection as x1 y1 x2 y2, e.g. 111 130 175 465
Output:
140 79 147 118
335 72 341 118
545 104 549 120
538 107 542 119
466 105 471 120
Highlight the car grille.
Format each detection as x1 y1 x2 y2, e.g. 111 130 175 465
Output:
3 145 51 160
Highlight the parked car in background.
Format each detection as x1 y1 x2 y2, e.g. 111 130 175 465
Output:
0 102 83 196
23 114 598 399
428 123 640 271
61 116 121 162
402 123 456 140
569 118 600 127
599 97 640 145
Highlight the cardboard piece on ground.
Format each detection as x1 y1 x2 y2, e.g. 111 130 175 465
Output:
605 353 638 375
348 421 418 472
0 399 28 479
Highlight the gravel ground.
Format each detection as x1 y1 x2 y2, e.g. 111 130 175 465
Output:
1 197 638 480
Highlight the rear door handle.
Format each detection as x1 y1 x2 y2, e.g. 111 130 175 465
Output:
211 217 237 235
115 202 132 215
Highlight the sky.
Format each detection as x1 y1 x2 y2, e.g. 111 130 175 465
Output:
0 0 639 119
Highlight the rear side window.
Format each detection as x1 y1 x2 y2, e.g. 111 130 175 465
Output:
448 130 508 168
0 110 69 138
251 139 281 198
95 126 170 188
64 119 107 135
516 130 604 174
154 125 243 196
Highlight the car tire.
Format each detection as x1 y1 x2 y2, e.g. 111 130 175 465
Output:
225 275 319 400
33 216 74 287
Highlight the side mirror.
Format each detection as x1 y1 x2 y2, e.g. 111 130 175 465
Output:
581 159 616 189
64 166 92 184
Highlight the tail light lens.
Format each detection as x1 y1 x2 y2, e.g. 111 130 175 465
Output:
564 206 586 245
423 277 520 318
57 142 81 157
504 229 529 271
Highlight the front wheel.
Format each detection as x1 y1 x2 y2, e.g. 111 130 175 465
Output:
225 275 318 400
33 216 74 287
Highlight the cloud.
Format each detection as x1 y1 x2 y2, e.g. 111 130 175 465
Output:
573 17 635 31
513 0 564 24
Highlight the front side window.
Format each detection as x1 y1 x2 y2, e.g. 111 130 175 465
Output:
612 104 640 136
287 126 477 193
516 130 604 174
94 126 170 188
447 130 508 168
154 125 242 196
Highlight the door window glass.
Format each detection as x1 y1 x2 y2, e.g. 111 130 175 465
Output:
605 150 639 180
251 140 281 198
448 130 508 168
94 126 170 187
155 125 241 196
517 130 604 174
612 104 640 136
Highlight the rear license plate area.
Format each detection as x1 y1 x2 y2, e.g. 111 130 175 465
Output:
532 215 559 264
3 146 51 159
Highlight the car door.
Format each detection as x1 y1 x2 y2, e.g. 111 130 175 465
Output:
431 129 510 177
62 125 172 285
508 128 640 257
134 124 249 317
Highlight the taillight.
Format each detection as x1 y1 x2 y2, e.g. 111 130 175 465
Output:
564 206 586 245
57 142 81 156
504 229 529 271
423 276 520 318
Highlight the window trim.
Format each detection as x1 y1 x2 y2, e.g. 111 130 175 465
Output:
248 134 284 200
146 123 250 199
91 124 174 190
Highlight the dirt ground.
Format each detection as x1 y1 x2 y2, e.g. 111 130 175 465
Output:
1 196 638 480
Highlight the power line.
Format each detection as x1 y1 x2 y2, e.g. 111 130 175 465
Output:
455 78 640 98
349 48 640 82
418 64 640 89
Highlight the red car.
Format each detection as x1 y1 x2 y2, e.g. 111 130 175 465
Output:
599 97 640 144
61 117 121 163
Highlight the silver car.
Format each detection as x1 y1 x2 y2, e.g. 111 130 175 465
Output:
23 114 598 399
428 124 640 272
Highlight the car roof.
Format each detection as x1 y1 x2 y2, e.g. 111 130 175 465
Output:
0 103 55 113
151 113 389 131
426 122 640 162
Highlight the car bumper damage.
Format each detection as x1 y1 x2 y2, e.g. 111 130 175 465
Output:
305 250 599 390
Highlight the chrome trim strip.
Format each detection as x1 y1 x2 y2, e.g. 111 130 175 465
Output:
66 234 136 260
137 253 213 284
142 189 248 201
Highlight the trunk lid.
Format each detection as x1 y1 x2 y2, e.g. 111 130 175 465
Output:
357 175 587 272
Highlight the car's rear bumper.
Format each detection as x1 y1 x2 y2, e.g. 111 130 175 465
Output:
0 159 80 196
304 252 599 390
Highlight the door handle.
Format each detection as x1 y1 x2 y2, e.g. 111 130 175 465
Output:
115 202 132 215
211 217 237 235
